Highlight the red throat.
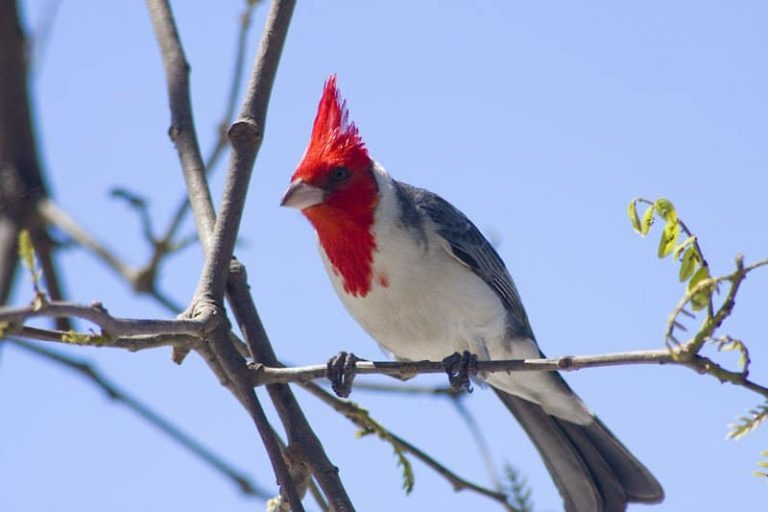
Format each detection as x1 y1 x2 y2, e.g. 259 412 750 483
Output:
305 199 377 297
293 76 378 297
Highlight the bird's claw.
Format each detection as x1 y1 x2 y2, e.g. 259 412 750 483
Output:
326 351 361 398
442 350 478 393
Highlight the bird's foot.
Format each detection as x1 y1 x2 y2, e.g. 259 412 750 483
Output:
326 351 361 398
442 350 478 393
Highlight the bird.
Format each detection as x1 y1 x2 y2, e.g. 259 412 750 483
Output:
280 75 664 512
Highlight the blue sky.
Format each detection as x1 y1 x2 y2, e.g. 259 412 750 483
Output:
2 1 767 511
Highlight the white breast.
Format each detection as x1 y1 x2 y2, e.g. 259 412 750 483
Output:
316 163 593 424
319 164 509 362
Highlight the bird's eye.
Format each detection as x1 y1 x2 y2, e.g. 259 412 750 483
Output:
329 166 350 184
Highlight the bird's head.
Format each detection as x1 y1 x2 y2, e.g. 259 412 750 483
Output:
281 75 377 219
281 76 379 297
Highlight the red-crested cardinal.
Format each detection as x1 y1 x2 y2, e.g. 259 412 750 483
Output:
281 76 663 511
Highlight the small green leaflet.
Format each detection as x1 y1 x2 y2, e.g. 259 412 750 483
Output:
640 205 655 235
679 246 699 282
688 266 711 311
654 198 677 223
657 221 680 259
628 200 642 233
673 236 696 261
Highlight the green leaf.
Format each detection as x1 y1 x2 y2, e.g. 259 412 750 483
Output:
627 200 642 233
502 464 534 512
679 247 698 282
688 266 710 291
728 402 768 440
640 205 655 235
673 236 696 261
713 337 750 372
654 198 678 223
18 230 42 289
688 266 711 311
657 220 680 258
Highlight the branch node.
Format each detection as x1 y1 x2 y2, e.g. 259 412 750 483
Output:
557 355 575 370
229 258 247 280
167 124 182 142
227 118 261 146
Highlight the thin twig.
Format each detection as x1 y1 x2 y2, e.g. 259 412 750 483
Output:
38 199 138 282
300 381 517 511
0 300 208 338
670 256 768 355
8 325 194 351
228 261 354 511
190 0 292 301
38 199 183 314
158 0 257 250
451 398 501 490
351 381 457 396
6 338 269 498
351 381 502 487
146 0 216 250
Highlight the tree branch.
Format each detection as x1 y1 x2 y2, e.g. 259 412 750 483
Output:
146 1 307 509
6 338 269 498
190 0 293 302
227 262 354 511
249 348 768 401
0 299 207 338
300 381 517 511
0 0 69 329
37 199 138 282
146 0 216 249
158 0 258 251
7 324 196 352
159 0 352 507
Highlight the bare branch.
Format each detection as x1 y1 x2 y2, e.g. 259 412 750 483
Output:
228 262 354 510
191 0 294 302
0 0 68 329
0 299 208 338
251 350 676 384
451 398 501 490
159 0 258 250
146 0 216 250
7 325 193 351
6 338 270 499
38 199 138 282
249 348 768 401
146 1 307 508
300 382 517 511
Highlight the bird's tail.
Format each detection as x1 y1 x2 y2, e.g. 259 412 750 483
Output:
494 389 663 512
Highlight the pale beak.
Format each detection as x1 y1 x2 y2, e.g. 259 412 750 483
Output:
280 180 326 210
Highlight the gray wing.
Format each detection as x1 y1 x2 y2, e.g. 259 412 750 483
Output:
394 181 535 341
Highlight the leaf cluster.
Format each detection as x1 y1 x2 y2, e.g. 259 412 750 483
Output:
628 198 711 310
